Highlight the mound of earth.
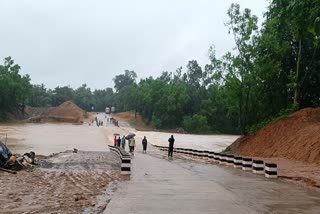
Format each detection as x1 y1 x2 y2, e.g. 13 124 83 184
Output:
231 108 320 164
48 101 84 122
25 101 84 123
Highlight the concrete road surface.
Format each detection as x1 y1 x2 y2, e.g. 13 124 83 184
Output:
104 149 320 214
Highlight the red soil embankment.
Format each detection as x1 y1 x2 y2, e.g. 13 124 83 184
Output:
232 108 320 164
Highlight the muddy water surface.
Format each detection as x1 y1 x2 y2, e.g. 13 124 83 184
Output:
0 123 108 155
137 131 239 151
0 113 239 156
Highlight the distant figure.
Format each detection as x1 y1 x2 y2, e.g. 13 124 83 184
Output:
117 137 121 147
168 135 175 158
121 136 126 150
114 136 117 146
128 138 131 151
142 136 148 153
130 137 136 154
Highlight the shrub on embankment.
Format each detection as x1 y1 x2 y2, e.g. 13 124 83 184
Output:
229 108 320 164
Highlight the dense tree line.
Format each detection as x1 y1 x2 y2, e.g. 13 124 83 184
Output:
112 0 320 134
1 1 319 134
26 84 114 112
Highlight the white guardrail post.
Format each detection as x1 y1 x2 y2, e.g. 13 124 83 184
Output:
265 163 278 178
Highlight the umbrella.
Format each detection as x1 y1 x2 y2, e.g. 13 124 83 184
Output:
113 133 120 136
125 133 136 139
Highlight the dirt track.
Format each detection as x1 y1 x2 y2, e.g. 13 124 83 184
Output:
0 151 122 214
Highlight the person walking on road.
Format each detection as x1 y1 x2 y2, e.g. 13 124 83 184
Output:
142 136 148 153
121 136 126 150
117 137 121 147
168 135 175 159
130 137 136 155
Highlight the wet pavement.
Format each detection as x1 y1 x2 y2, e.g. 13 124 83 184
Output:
104 149 320 214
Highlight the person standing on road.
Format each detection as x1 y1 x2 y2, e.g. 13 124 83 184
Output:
114 136 117 146
121 136 126 150
117 137 121 147
142 136 148 153
130 137 136 155
168 135 175 159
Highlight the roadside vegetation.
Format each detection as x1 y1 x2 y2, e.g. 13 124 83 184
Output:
1 1 319 135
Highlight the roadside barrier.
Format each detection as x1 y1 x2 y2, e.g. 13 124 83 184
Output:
219 154 227 164
108 145 131 175
265 163 278 178
214 153 220 163
252 160 264 174
226 154 235 166
208 151 214 161
233 156 243 168
242 157 252 171
150 144 278 179
202 151 209 159
191 149 198 157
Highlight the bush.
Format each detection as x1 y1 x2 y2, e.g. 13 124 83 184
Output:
183 114 210 134
152 114 162 128
248 104 298 133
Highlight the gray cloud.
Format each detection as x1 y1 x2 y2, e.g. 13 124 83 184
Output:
0 0 268 89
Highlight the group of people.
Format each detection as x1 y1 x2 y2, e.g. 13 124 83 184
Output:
113 135 148 154
113 134 175 158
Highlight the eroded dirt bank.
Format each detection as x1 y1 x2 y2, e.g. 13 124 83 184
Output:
0 151 122 214
228 108 320 189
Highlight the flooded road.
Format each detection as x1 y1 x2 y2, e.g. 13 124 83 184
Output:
0 123 108 155
137 130 238 151
0 113 238 156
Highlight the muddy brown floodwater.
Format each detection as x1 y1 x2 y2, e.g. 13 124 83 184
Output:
0 123 109 155
0 122 123 214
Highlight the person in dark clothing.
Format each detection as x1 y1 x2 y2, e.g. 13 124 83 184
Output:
168 135 175 158
142 136 147 153
117 137 121 147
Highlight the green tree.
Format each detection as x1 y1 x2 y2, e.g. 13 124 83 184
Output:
26 84 52 107
113 70 137 92
51 86 75 106
0 57 31 118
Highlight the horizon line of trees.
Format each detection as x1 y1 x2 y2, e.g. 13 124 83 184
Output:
1 1 319 135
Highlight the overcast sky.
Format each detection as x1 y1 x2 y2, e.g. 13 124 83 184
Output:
0 0 269 90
